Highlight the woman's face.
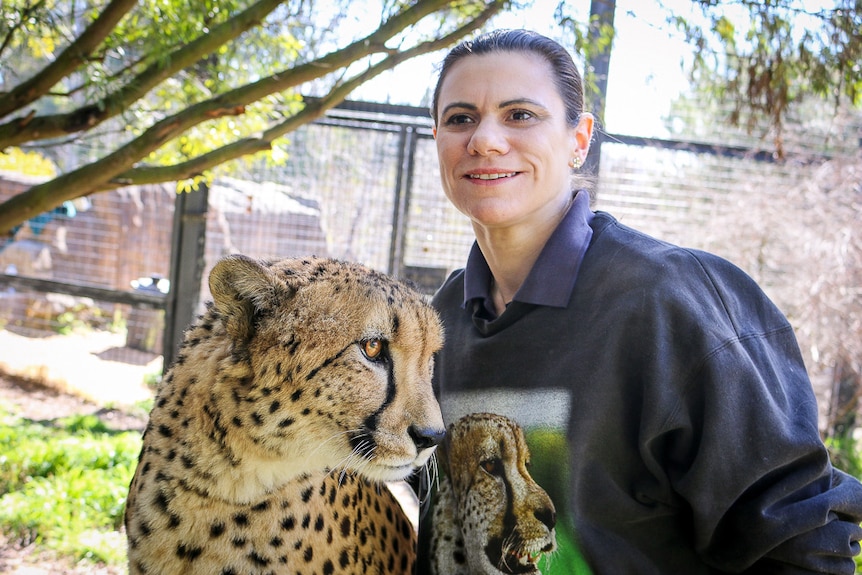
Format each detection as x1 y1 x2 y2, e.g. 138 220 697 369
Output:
433 51 588 232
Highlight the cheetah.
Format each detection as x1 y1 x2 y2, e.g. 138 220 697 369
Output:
124 254 445 574
429 413 557 575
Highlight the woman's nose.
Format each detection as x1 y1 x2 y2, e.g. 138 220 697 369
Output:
467 120 508 156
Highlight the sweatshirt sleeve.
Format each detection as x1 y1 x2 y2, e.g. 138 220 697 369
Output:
659 255 862 574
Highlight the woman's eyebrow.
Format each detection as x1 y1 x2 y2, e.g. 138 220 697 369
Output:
440 102 477 117
497 98 549 112
498 98 547 110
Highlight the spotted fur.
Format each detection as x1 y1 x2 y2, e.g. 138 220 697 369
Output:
125 254 444 574
430 413 557 575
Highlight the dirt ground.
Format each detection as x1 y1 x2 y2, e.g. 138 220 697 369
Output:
0 532 124 575
0 371 148 432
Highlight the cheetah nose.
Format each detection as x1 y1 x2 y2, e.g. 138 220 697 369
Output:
534 506 556 530
408 425 446 450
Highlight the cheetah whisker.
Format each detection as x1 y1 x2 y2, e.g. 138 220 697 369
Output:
302 428 364 462
498 533 515 571
427 451 440 491
414 456 437 512
352 441 378 465
329 439 376 477
313 428 363 452
498 532 527 573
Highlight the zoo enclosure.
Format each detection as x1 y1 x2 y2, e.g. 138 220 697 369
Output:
0 98 859 435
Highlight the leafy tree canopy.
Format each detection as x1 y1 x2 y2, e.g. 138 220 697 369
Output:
0 0 507 235
669 0 860 154
556 0 860 156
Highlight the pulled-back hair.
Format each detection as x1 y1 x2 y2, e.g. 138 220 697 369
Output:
431 29 586 127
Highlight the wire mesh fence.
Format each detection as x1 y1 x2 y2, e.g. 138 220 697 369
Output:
0 99 859 433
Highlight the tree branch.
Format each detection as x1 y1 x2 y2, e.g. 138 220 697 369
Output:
0 0 286 147
0 0 137 119
0 0 498 234
92 1 506 190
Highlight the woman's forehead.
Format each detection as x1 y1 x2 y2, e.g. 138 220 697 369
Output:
438 51 559 105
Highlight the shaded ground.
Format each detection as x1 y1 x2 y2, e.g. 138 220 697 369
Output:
0 373 148 431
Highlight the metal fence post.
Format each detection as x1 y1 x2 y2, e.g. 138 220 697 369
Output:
387 125 417 279
162 184 209 371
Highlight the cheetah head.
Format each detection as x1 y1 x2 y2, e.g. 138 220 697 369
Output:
202 255 445 493
443 413 556 574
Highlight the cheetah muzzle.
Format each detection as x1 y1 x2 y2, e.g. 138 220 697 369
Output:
125 254 445 574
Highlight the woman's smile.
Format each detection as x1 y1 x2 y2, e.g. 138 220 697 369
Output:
465 169 519 182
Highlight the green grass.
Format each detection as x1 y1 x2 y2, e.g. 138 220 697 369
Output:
0 403 141 567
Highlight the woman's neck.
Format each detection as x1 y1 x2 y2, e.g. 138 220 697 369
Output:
474 194 573 314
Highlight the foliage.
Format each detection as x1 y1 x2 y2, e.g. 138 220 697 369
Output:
0 147 56 177
0 0 508 235
553 0 861 156
143 370 162 390
669 0 861 156
0 405 142 565
554 1 617 117
54 302 119 335
826 435 862 481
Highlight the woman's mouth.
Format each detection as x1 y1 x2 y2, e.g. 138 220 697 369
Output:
468 172 517 180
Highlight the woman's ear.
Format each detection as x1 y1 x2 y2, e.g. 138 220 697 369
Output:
572 112 594 164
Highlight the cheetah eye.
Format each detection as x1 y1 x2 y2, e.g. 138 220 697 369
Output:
360 338 387 362
480 458 503 477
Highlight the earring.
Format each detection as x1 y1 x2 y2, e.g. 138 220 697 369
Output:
570 156 582 170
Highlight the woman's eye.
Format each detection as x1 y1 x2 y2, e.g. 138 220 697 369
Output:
444 113 473 126
510 109 534 121
361 338 385 361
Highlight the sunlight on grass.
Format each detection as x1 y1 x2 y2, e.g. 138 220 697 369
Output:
0 403 141 567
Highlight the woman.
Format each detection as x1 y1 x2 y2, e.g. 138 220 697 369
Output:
417 29 862 574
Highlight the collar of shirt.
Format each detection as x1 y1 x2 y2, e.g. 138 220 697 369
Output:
462 190 595 310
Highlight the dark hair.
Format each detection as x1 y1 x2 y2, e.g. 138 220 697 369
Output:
431 29 586 127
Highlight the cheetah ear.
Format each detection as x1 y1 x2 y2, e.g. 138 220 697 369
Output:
209 254 278 342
